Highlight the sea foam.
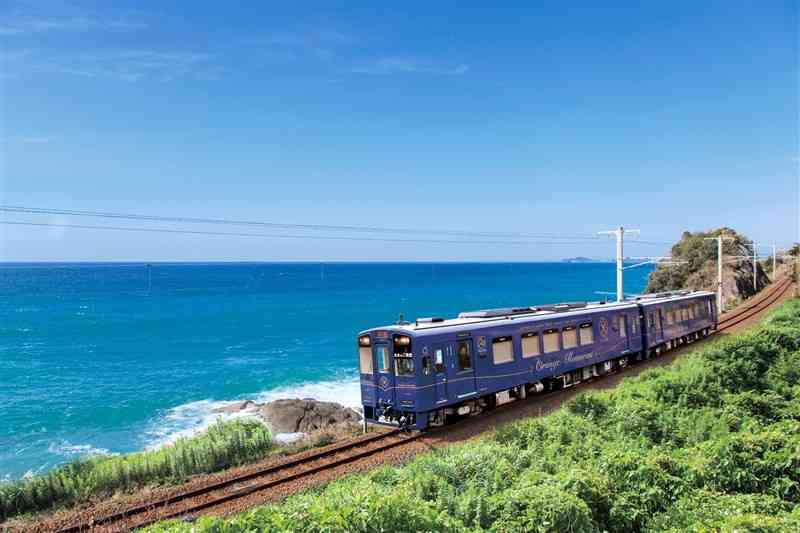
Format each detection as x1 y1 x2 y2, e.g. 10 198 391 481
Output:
143 376 360 450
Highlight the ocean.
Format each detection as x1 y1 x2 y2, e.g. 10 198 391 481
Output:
0 262 653 479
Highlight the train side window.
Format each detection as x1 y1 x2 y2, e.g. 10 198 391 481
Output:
682 307 688 321
457 341 472 371
421 356 432 375
708 301 713 316
492 337 514 365
395 358 415 376
434 349 445 373
359 346 373 375
543 329 560 353
579 322 593 345
666 310 674 325
522 332 540 358
631 317 638 335
618 315 627 338
647 313 654 329
688 306 695 320
562 326 578 349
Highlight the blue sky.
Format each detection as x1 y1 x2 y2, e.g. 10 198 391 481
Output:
1 1 797 261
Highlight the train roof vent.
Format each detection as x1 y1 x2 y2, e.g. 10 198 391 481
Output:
458 307 536 319
535 301 589 312
416 317 445 325
636 290 692 300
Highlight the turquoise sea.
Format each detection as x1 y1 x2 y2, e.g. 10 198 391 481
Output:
0 262 653 479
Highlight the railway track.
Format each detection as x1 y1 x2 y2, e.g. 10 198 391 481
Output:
56 429 420 532
53 276 795 533
717 275 793 330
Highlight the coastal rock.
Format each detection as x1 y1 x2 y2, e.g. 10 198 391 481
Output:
213 400 256 415
258 398 360 434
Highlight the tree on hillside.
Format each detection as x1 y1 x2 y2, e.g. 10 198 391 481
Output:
645 228 769 306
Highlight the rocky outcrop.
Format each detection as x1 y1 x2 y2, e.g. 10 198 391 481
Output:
645 227 773 309
257 399 360 434
212 397 360 436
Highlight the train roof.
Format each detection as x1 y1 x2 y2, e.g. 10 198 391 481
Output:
359 290 715 338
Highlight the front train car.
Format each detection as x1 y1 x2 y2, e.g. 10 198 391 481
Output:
357 326 423 429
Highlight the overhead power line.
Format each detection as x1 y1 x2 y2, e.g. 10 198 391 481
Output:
0 221 623 246
0 205 673 245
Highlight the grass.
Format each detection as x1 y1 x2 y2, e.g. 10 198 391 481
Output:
146 299 800 532
0 419 275 520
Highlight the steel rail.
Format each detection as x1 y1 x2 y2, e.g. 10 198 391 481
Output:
55 278 794 532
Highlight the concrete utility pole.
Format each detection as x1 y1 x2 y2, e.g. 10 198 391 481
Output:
598 226 640 302
752 242 757 291
704 235 734 315
772 243 777 279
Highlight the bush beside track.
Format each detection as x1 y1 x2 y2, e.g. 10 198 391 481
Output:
148 300 800 533
0 420 275 520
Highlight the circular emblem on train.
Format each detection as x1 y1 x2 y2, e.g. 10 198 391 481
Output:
379 376 390 391
599 318 609 339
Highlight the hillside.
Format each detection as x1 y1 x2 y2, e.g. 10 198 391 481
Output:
645 228 771 309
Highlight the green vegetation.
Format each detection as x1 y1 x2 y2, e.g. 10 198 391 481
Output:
645 227 770 301
0 419 274 520
149 300 800 532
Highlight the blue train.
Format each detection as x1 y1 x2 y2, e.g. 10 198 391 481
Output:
358 290 717 430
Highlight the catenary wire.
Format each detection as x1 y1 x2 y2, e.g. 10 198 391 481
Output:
0 205 675 244
0 220 654 246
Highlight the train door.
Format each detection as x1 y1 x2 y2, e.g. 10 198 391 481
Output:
617 314 630 352
647 308 663 346
373 342 396 407
447 338 478 401
432 344 448 404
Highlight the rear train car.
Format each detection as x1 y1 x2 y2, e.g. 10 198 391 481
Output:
358 291 717 431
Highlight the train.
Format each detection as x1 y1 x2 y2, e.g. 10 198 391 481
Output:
358 290 717 430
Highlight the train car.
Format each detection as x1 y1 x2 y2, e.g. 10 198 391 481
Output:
359 299 646 430
358 290 717 431
636 291 717 354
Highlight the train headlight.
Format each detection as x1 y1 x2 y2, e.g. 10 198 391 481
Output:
394 335 411 346
358 335 371 347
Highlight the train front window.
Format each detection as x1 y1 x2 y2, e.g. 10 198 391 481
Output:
358 336 372 375
376 346 390 373
359 347 373 374
395 358 415 376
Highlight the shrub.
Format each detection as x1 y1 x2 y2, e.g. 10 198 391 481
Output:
0 420 274 519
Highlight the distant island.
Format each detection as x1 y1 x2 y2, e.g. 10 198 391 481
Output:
561 257 597 263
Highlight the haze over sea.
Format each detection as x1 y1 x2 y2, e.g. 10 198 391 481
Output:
0 262 653 479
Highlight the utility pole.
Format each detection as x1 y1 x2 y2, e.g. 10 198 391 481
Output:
704 235 734 315
752 242 757 292
772 243 777 279
598 226 640 302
